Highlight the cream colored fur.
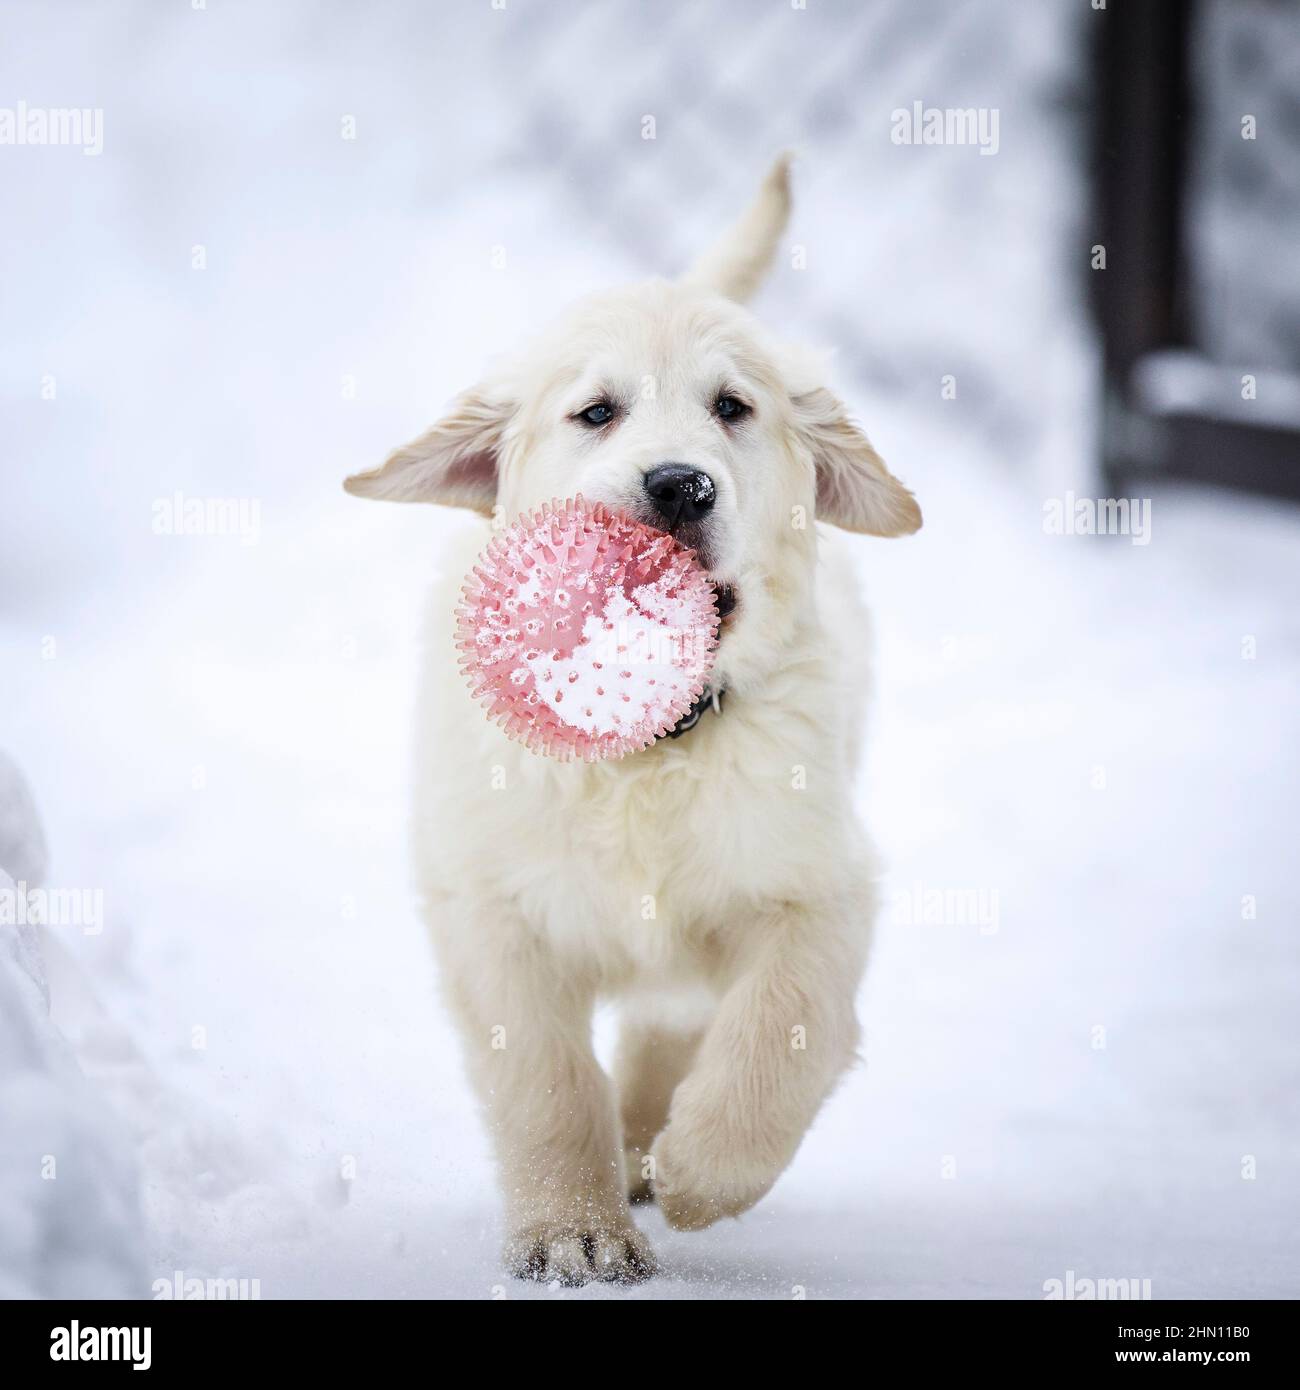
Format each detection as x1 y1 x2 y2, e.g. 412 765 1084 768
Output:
345 157 921 1285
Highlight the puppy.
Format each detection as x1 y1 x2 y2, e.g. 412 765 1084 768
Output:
345 157 921 1285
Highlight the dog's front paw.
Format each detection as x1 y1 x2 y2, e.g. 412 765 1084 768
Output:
504 1221 656 1286
650 1124 777 1232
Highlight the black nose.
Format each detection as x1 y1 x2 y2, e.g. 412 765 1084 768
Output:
642 464 716 528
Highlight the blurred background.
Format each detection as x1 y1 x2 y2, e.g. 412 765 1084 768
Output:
2 0 1297 1299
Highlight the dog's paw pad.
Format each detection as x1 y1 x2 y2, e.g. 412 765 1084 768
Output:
546 1237 596 1286
507 1226 656 1286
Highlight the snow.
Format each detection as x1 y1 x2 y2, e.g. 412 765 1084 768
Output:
2 0 1298 1299
0 852 144 1299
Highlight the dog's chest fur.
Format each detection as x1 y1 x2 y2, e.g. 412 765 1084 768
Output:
415 532 870 987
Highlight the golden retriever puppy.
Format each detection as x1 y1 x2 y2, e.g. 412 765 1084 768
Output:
345 157 921 1285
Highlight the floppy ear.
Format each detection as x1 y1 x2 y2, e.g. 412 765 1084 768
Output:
794 387 922 537
343 388 510 514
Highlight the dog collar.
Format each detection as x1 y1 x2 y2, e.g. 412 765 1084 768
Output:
661 686 725 740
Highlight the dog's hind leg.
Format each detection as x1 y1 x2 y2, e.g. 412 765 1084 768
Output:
614 1015 705 1204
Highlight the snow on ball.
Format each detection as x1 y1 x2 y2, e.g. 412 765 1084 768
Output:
455 496 720 761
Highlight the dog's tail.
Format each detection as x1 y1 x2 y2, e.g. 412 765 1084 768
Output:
682 153 792 304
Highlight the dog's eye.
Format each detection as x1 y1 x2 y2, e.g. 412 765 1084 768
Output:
575 401 616 427
714 394 750 422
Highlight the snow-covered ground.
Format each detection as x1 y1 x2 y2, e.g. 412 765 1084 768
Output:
3 0 1298 1299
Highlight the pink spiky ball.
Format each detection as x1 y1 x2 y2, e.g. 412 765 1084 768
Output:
455 496 720 761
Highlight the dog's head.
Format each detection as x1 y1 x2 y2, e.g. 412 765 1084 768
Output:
346 157 920 693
